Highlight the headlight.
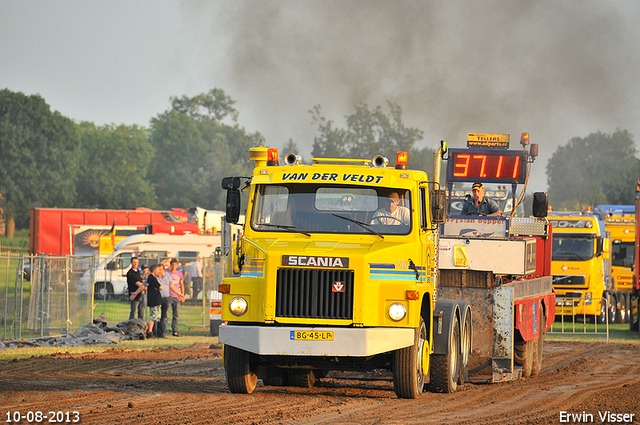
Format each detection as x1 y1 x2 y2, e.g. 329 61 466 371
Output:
388 303 407 322
584 292 592 305
229 297 248 316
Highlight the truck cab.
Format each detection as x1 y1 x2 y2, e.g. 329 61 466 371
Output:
219 147 461 399
548 213 613 323
595 204 635 323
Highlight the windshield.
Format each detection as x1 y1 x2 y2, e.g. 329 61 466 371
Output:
552 234 595 261
448 182 523 216
251 184 412 235
612 241 634 268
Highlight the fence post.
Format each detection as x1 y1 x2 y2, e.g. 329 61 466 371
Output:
4 255 9 339
65 256 70 335
90 255 95 323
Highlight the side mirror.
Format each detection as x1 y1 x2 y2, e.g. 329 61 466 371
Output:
532 192 548 218
106 261 119 271
430 189 447 225
221 177 242 224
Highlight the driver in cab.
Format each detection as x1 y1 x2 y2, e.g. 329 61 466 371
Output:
461 182 503 216
370 191 410 225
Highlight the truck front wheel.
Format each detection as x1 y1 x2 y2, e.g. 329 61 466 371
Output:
94 282 113 300
224 345 258 394
430 315 460 393
393 316 428 399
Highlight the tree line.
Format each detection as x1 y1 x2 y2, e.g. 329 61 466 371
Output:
0 87 638 237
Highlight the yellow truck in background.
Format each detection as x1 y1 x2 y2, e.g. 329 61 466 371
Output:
595 205 634 323
549 213 614 323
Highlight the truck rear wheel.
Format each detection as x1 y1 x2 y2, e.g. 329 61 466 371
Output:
224 345 258 394
532 313 545 377
459 312 471 385
289 369 316 388
393 316 428 399
263 364 287 386
514 333 533 378
430 315 460 393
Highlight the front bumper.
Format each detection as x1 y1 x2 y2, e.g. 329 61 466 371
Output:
219 324 414 357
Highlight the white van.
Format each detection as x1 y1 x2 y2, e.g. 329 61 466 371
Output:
80 234 221 299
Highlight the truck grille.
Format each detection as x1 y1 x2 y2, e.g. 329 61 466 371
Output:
552 275 586 286
276 268 354 320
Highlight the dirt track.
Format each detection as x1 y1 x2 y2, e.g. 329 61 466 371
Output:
0 340 639 424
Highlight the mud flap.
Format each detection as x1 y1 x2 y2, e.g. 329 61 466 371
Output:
492 286 517 380
432 299 469 354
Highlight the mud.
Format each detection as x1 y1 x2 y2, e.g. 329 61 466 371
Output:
0 341 638 424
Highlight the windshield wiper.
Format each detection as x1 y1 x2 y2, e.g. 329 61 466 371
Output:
260 223 311 237
554 252 585 261
332 214 384 239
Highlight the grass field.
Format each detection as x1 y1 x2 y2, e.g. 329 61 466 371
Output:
547 322 640 343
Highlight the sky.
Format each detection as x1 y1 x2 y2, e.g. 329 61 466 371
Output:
2 1 640 193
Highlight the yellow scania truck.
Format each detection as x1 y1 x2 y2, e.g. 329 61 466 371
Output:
595 205 635 323
548 213 614 323
219 136 554 399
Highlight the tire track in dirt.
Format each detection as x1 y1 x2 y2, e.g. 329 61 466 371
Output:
0 341 638 424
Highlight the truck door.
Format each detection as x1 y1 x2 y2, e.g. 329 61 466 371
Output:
419 184 435 284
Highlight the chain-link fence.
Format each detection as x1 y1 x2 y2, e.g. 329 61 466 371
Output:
549 296 610 342
1 253 227 338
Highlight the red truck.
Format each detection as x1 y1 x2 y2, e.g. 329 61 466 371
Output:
29 207 196 256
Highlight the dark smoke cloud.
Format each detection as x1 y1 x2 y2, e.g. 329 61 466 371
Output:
182 1 640 191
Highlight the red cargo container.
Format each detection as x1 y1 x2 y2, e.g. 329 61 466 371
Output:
29 207 192 255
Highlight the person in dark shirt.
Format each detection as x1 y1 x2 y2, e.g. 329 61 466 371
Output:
127 257 146 320
461 182 503 216
145 264 164 339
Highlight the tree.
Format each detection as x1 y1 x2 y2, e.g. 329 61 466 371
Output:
0 89 81 236
76 123 156 209
310 102 424 162
547 129 640 210
148 89 259 210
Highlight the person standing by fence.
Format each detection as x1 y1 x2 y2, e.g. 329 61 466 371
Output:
189 257 203 303
158 260 171 338
145 264 163 339
127 257 145 320
165 258 185 337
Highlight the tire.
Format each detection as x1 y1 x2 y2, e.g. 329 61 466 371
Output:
597 298 608 325
224 345 258 394
514 332 533 378
262 364 287 387
430 315 460 393
94 282 112 300
608 294 617 324
631 294 640 332
531 312 545 377
617 294 627 324
289 369 316 388
459 311 471 385
393 316 428 399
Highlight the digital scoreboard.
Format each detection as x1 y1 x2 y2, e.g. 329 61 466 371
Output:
447 148 527 185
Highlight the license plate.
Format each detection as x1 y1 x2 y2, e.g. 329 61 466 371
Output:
290 330 334 341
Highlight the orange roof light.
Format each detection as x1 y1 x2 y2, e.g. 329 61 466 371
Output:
405 290 420 300
267 148 279 166
395 151 408 170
